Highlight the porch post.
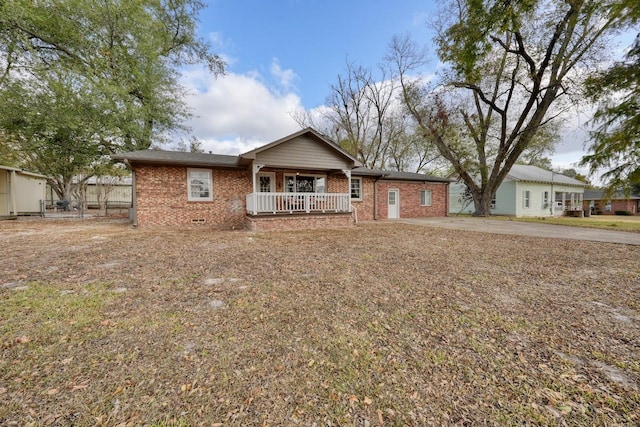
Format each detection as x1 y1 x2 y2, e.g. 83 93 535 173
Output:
342 169 352 213
251 163 264 215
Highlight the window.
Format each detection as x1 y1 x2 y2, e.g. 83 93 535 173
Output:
523 190 530 208
420 189 432 206
490 195 496 209
542 191 549 207
284 174 327 193
188 168 212 201
351 177 362 200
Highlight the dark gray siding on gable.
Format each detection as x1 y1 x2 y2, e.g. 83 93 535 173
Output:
254 136 351 170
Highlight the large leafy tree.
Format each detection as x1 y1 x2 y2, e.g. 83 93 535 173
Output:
580 2 640 189
0 0 223 200
394 1 627 216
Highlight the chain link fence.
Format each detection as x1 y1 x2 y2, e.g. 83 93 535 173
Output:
42 199 131 218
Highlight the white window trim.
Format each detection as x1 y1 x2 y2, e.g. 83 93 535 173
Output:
420 189 432 206
257 172 276 192
542 191 549 208
523 190 530 208
351 177 363 201
187 168 213 202
283 173 327 193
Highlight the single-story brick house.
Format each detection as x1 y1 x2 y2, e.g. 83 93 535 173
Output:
112 128 450 230
583 189 640 215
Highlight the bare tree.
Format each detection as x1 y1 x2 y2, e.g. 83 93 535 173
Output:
295 59 443 173
391 1 626 216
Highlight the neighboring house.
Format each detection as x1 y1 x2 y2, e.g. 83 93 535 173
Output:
47 175 133 209
112 128 450 230
583 190 640 215
449 164 587 217
0 165 47 217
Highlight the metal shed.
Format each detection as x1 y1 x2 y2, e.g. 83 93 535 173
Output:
0 165 48 217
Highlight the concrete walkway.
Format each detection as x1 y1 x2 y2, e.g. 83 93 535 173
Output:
398 217 640 246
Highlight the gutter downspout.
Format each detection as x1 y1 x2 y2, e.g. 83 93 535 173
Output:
445 181 450 217
124 159 137 227
373 174 385 220
10 170 17 215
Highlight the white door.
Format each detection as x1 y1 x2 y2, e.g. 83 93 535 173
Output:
257 173 275 212
388 189 399 219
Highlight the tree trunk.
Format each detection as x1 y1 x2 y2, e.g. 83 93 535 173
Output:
473 193 493 217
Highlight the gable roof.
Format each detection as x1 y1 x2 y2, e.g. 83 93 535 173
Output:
112 128 361 170
0 165 49 179
110 128 448 184
240 127 361 167
111 150 242 169
352 167 451 183
583 189 640 200
506 165 587 186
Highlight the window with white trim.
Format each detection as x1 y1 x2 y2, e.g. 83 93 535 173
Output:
420 189 432 206
542 191 549 208
351 177 362 200
523 190 530 208
284 174 326 193
188 168 213 201
490 195 496 209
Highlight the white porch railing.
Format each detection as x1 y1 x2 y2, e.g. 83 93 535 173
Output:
246 192 351 214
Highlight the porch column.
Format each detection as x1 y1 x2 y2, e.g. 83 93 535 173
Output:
342 169 352 213
251 163 265 215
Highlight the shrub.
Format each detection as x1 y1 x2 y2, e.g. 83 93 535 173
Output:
614 210 631 216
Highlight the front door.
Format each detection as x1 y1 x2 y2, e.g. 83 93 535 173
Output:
257 172 275 212
258 173 275 193
388 189 399 219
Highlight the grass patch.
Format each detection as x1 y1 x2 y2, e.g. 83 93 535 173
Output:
490 215 640 232
1 219 638 425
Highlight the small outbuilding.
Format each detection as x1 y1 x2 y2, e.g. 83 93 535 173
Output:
0 165 48 217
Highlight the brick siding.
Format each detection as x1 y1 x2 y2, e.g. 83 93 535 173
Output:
351 176 377 221
376 180 449 219
134 165 449 228
586 199 639 215
135 165 251 228
246 213 354 232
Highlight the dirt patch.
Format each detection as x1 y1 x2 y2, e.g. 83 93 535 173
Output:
1 218 639 425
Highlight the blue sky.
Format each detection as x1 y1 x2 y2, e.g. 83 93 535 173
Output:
179 0 439 155
178 0 631 177
198 0 436 108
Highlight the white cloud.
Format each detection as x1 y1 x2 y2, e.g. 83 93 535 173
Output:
178 65 304 155
270 58 298 93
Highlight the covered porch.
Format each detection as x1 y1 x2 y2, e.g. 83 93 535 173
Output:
246 191 350 215
240 129 360 217
555 191 584 216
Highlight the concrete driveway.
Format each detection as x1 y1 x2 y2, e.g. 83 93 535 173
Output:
399 217 640 246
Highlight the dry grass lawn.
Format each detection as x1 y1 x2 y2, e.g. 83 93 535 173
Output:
1 218 639 426
496 215 640 233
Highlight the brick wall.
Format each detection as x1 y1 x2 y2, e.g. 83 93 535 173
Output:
588 199 639 215
134 165 252 228
133 165 449 228
351 176 377 221
376 180 449 219
246 213 354 231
